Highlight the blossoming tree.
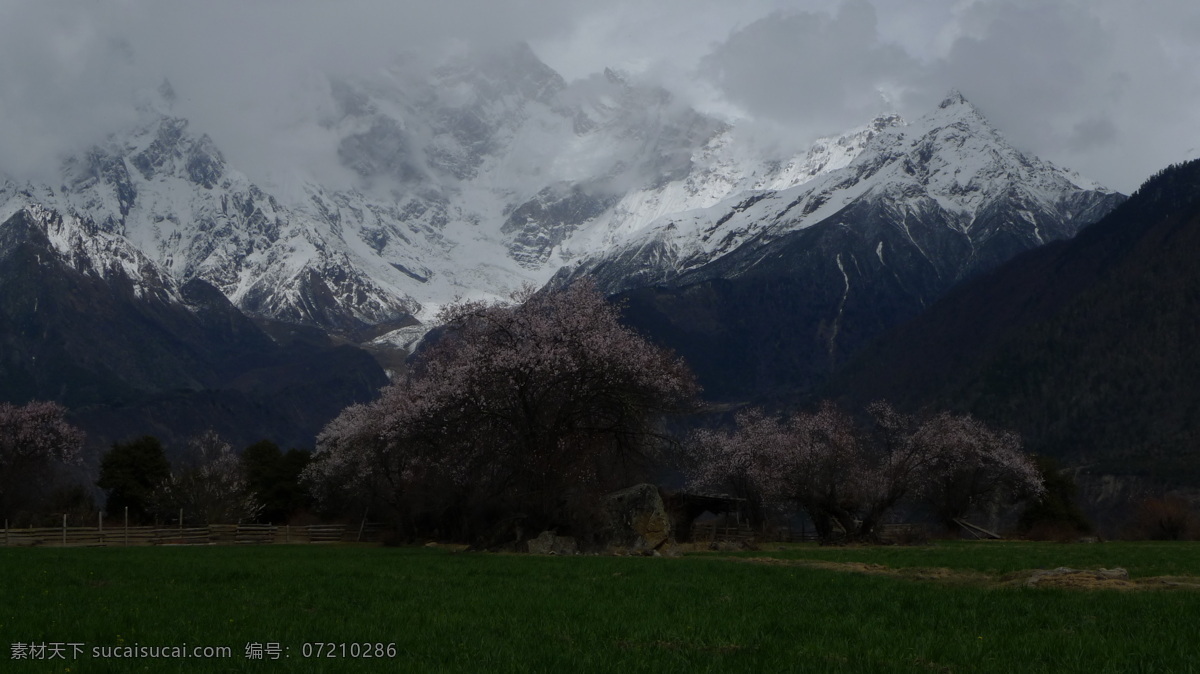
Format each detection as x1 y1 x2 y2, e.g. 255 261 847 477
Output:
150 431 262 525
686 401 1044 541
907 410 1045 530
305 281 699 543
0 401 85 518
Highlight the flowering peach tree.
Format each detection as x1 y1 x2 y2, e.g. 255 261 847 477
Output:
907 410 1045 530
149 430 262 525
305 281 698 542
686 401 1043 541
0 400 84 516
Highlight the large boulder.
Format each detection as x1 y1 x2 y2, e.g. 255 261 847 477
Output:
603 484 671 553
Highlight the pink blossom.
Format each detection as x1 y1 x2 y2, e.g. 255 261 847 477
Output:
305 280 699 539
685 400 1044 541
0 400 85 514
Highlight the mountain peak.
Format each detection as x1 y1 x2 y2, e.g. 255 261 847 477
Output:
938 89 969 109
919 89 998 140
434 40 565 104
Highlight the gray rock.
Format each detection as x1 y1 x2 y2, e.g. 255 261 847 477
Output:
602 484 670 553
526 530 578 555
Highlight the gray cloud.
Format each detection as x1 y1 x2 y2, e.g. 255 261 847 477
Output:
0 0 1196 193
699 1 920 137
925 2 1126 175
1065 117 1119 153
0 0 593 184
695 0 1200 192
924 0 1200 191
0 3 145 182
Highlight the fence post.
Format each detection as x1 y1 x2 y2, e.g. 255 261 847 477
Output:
62 514 67 546
4 519 7 547
98 510 104 544
179 509 184 532
124 507 129 547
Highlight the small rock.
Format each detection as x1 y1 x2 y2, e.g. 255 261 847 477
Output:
526 530 578 555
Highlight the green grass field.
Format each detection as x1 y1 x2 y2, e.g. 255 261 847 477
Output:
1 542 1198 673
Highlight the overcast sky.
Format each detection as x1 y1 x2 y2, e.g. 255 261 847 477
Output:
1 0 1197 193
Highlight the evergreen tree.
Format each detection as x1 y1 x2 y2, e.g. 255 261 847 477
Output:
242 440 312 523
97 436 171 524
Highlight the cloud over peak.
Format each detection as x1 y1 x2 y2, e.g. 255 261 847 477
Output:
0 0 1196 193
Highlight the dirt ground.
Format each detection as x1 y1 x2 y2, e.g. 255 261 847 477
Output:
731 556 1200 591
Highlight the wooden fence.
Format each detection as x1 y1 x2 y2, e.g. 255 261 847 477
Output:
691 522 826 543
691 521 758 544
1 522 385 547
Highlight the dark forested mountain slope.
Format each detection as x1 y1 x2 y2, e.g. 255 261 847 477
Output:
829 159 1200 483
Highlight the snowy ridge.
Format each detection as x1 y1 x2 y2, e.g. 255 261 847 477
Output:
555 113 903 260
0 200 182 304
0 47 1121 342
0 45 896 334
559 93 1122 291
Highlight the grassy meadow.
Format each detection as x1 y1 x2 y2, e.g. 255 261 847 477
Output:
1 542 1198 673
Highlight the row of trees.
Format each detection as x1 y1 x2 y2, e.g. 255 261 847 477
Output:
0 400 312 526
685 402 1046 541
98 432 261 525
302 281 1053 545
97 433 313 525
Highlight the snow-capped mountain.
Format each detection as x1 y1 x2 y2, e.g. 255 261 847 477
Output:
0 43 1123 382
1 39 1142 450
0 44 916 341
560 91 1122 294
0 201 181 305
556 92 1125 400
